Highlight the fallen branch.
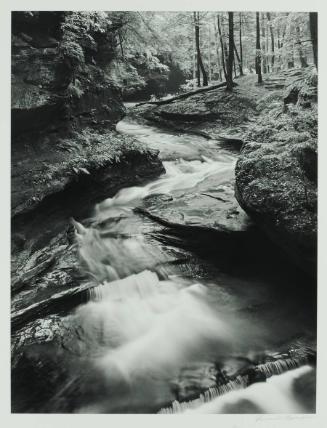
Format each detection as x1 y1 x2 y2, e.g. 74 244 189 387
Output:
136 81 237 107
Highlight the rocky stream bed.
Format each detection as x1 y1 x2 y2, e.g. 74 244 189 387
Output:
11 12 317 412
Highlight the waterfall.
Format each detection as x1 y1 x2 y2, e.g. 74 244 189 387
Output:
158 358 313 414
256 356 309 377
182 365 314 414
159 375 249 414
69 271 243 382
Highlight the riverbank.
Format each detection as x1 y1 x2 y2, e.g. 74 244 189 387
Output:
130 69 317 275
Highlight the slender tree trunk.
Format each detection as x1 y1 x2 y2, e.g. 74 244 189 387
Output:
226 12 234 91
222 18 229 79
265 17 269 72
309 12 318 68
194 12 201 86
194 12 208 86
213 18 223 81
288 43 295 69
256 12 263 84
208 24 212 83
193 36 197 88
233 52 237 77
296 25 308 67
266 12 275 71
217 14 227 80
239 13 244 75
261 14 267 73
233 41 243 75
282 13 289 69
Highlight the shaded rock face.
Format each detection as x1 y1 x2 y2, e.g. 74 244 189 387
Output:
235 70 317 275
11 12 125 137
11 12 131 218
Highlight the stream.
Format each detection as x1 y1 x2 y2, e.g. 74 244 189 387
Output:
12 108 317 414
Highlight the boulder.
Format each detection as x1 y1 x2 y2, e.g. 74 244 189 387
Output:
235 138 317 275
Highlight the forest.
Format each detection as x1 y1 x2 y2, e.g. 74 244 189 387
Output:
11 11 317 414
66 11 317 97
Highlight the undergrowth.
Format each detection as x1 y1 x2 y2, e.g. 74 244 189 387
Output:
245 68 317 146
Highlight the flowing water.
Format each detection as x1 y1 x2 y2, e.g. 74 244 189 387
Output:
13 110 316 413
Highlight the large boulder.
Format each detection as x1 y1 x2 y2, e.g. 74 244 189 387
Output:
235 70 317 274
235 139 317 274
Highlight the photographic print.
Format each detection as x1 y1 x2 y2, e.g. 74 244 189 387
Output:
11 9 317 414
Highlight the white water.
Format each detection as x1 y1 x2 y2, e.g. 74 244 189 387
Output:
80 271 236 378
94 157 234 222
116 120 236 162
64 118 315 413
180 366 314 414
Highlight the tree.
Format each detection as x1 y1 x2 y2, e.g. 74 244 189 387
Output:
256 12 263 84
208 23 212 83
217 14 227 80
261 14 267 73
266 12 275 71
234 41 243 76
295 24 308 68
239 13 244 75
213 17 223 81
194 12 208 86
309 12 318 68
226 12 234 90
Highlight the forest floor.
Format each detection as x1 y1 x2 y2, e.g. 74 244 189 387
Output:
128 70 315 143
128 74 275 142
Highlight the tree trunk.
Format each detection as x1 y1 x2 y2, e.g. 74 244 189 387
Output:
213 18 223 81
194 12 201 86
265 17 269 72
256 12 263 84
194 12 208 86
239 13 244 75
266 12 275 71
233 52 237 78
136 81 232 107
296 25 308 68
226 12 234 91
261 14 267 73
208 23 212 83
233 41 243 76
309 12 318 68
193 34 197 87
217 14 227 80
288 43 295 69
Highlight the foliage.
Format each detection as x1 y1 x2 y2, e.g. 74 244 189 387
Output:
245 71 317 147
59 12 114 70
57 11 317 96
42 128 152 185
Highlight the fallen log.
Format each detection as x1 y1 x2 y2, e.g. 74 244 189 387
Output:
136 81 237 107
